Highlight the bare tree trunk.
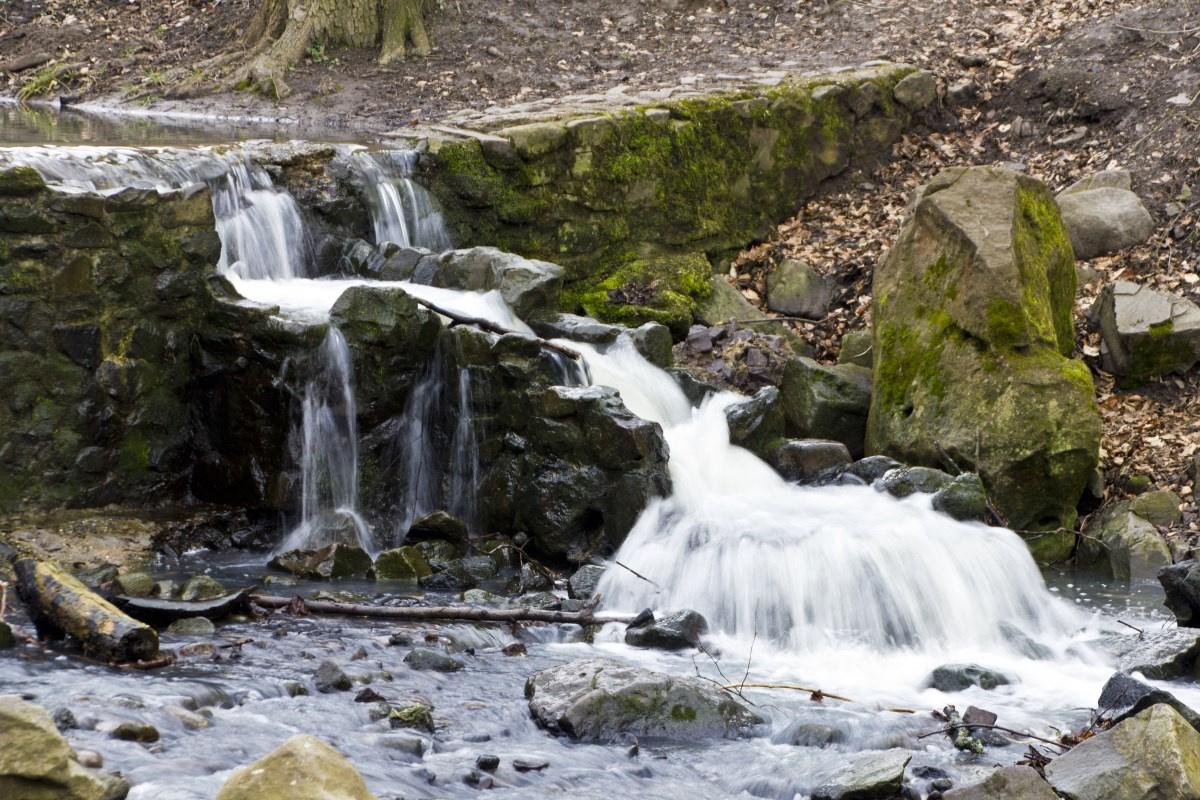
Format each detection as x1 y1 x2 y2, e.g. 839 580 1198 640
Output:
381 0 432 64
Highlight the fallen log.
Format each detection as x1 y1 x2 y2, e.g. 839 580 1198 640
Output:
250 594 630 624
13 558 159 663
410 296 582 361
111 586 255 625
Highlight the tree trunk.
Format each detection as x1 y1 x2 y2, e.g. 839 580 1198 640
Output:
381 0 432 64
14 558 159 663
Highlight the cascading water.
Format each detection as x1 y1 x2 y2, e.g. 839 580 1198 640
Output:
354 149 452 251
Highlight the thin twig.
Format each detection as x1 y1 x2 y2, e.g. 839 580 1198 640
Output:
917 723 1068 750
613 560 660 591
1117 619 1146 636
1114 23 1200 36
720 682 855 703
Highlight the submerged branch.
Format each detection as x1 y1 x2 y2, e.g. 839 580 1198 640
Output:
720 682 855 703
250 594 630 624
411 297 582 360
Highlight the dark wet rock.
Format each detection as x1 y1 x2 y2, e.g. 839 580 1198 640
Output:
214 734 379 800
387 633 414 647
404 648 463 672
373 245 432 281
269 544 373 580
460 555 499 582
354 688 386 704
931 473 990 522
502 643 528 657
925 664 1011 691
51 707 76 731
377 731 430 758
999 622 1053 660
724 386 785 459
1105 630 1200 679
74 564 120 589
512 561 553 593
476 755 500 772
179 575 226 602
414 540 459 572
846 455 902 484
877 466 954 499
780 357 872 457
513 758 549 772
773 720 849 748
371 546 432 581
624 609 708 650
462 588 510 606
314 660 353 693
1097 671 1200 732
811 749 911 800
1160 559 1200 627
942 765 1057 800
770 439 852 483
388 702 435 732
113 571 154 597
166 617 215 636
432 247 564 319
405 511 470 550
111 721 159 742
418 562 478 592
528 313 621 344
568 564 606 600
1045 705 1200 800
0 621 13 649
525 657 763 741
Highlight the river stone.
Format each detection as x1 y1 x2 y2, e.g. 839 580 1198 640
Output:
404 648 463 672
877 466 954 498
462 588 510 606
926 663 1011 691
1077 502 1172 582
724 386 784 459
838 330 873 367
525 657 764 741
869 166 1100 532
111 721 159 742
767 258 835 318
314 660 353 693
371 546 432 581
770 439 853 483
1045 704 1200 800
269 544 373 580
415 540 459 571
694 275 766 326
1056 186 1154 260
846 455 902 484
780 357 872 457
811 748 911 800
528 313 622 344
167 616 215 636
773 719 850 747
113 571 154 597
0 695 120 800
625 609 709 650
1160 559 1200 627
0 621 13 649
405 511 470 550
179 574 226 601
1106 629 1200 679
943 765 1057 800
1097 280 1200 386
388 702 435 732
931 473 990 522
432 247 563 318
568 564 606 600
215 734 379 800
419 561 478 592
1098 671 1200 732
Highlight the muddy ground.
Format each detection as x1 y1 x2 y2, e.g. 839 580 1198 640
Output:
2 0 1200 547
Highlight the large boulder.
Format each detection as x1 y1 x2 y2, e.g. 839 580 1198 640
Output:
724 386 784 459
868 166 1101 531
1105 629 1200 680
780 357 872 458
1045 704 1200 800
215 734 378 800
430 246 564 319
811 749 911 800
0 695 125 800
1077 501 1172 582
1056 171 1154 260
525 657 763 741
1160 559 1200 627
943 765 1058 800
1097 280 1200 387
1096 672 1200 733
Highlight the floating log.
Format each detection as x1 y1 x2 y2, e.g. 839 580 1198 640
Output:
111 586 256 625
250 593 630 624
13 558 159 663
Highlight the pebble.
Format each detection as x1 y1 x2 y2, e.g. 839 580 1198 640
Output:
111 721 160 743
514 758 549 772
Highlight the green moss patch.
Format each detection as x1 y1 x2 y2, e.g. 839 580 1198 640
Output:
573 252 714 338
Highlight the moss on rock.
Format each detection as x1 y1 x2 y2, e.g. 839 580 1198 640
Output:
574 252 713 337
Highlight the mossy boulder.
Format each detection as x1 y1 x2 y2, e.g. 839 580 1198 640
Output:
868 167 1101 532
574 252 714 338
215 734 378 800
780 357 872 458
371 546 432 581
1097 280 1200 387
0 695 124 800
1077 500 1172 582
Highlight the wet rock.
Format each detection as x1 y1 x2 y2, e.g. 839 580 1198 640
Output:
1077 501 1172 582
780 357 872 457
166 617 215 636
528 313 622 344
414 540 459 571
113 571 154 597
767 258 835 319
460 555 499 582
838 330 873 367
354 688 386 704
1096 280 1200 386
269 544 373 580
942 765 1057 800
513 758 549 772
51 707 77 731
999 621 1054 660
405 511 470 550
419 562 478 592
111 721 159 742
371 546 432 581
377 731 430 757
387 633 414 647
515 591 561 610
503 643 528 656
931 473 990 522
525 657 763 740
74 750 103 769
315 660 353 693
626 322 674 368
846 455 902 484
724 386 784 459
568 564 606 600
811 749 911 800
404 648 463 672
373 246 431 281
1160 559 1200 627
432 247 564 319
770 439 853 483
1097 671 1200 732
165 705 210 730
1045 705 1200 800
870 166 1099 532
877 466 954 498
214 734 379 800
388 702 435 732
1106 629 1200 679
476 754 500 771
625 609 708 650
773 720 849 748
1056 179 1154 260
0 621 15 649
462 588 510 606
925 664 1011 691
0 695 125 800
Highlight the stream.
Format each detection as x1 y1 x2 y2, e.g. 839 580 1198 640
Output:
2 105 1197 800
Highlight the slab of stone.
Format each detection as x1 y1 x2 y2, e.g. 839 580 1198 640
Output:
942 765 1058 800
811 749 912 800
770 439 853 482
1098 280 1200 386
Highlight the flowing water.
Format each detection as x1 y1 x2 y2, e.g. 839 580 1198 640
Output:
3 108 1198 799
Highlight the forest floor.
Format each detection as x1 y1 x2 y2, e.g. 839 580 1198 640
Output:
2 0 1200 546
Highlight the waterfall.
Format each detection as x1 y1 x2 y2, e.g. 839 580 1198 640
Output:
391 359 445 542
275 328 372 554
354 149 452 251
